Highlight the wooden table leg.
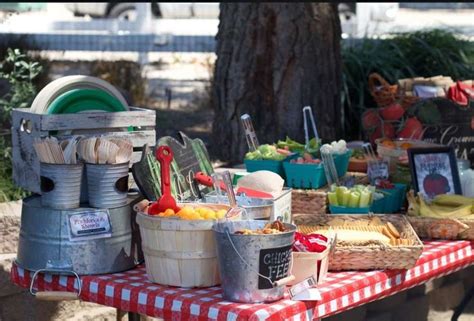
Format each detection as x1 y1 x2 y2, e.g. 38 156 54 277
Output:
116 309 127 321
452 286 474 321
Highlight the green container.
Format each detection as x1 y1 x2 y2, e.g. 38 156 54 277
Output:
283 150 352 189
370 184 407 213
329 205 370 214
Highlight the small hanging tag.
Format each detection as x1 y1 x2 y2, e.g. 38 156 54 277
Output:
289 276 321 301
367 160 389 185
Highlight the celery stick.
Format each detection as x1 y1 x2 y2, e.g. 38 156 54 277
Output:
359 191 371 207
342 190 352 207
348 192 360 208
336 186 348 205
328 192 338 206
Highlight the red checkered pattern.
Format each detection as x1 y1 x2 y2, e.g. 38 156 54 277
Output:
11 241 473 321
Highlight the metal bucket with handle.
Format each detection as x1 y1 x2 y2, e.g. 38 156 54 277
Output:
212 219 296 303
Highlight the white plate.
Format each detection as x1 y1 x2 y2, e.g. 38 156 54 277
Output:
30 75 129 114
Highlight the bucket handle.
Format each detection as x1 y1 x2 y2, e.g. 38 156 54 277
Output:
224 227 294 288
29 268 82 300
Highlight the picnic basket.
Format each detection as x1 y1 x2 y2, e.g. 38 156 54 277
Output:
368 73 419 109
407 216 474 240
293 214 424 270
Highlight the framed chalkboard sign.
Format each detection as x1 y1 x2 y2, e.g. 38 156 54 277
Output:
258 244 292 290
407 146 462 200
409 98 474 167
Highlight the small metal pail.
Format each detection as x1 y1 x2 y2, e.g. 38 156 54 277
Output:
213 220 296 303
86 162 129 208
40 162 83 210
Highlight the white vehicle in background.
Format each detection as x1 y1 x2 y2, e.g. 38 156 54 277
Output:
65 2 399 38
65 3 220 20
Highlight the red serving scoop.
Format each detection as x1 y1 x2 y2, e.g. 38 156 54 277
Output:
148 146 181 215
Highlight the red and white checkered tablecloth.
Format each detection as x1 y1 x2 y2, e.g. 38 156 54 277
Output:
10 241 473 321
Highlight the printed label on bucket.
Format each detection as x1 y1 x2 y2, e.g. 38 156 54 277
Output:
258 245 292 290
68 210 112 241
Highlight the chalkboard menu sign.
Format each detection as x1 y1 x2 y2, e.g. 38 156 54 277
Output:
410 98 474 167
258 244 292 290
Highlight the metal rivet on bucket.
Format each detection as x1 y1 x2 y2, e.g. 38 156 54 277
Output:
86 162 130 208
40 162 83 210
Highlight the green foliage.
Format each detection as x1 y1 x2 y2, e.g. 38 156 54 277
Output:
0 48 42 202
0 48 43 129
0 136 29 203
341 29 474 140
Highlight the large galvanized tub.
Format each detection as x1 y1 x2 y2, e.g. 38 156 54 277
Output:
16 195 137 275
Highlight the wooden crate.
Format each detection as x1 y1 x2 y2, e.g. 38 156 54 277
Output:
12 107 156 194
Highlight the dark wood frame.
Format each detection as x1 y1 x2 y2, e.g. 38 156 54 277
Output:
407 146 462 198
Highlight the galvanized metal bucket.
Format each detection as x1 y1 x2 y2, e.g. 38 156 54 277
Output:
213 220 296 303
203 194 273 220
16 195 138 275
40 162 83 210
86 162 129 208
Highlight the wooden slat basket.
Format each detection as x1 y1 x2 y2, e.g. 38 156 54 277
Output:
11 107 156 194
293 214 424 271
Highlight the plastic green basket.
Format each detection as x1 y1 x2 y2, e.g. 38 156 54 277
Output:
283 150 352 189
329 205 370 214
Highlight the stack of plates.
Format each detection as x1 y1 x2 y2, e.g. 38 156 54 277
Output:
30 75 129 114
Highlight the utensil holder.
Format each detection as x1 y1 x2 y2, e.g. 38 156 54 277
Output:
40 162 83 209
86 162 129 208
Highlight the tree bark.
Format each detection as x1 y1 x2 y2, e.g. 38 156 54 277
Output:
212 3 342 163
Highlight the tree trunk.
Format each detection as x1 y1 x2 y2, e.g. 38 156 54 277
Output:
212 3 342 163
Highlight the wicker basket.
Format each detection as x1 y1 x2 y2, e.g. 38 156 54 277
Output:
293 214 424 271
369 73 399 107
291 172 369 216
292 189 327 215
369 73 419 109
407 216 474 240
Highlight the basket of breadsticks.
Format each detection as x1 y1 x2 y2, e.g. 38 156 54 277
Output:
406 191 474 240
293 214 423 270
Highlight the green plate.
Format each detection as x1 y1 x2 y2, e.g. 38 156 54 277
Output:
47 88 127 114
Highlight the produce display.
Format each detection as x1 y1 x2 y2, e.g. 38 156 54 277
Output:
320 140 348 155
244 144 290 161
327 185 375 208
289 152 321 164
276 136 320 154
407 192 474 219
151 206 228 220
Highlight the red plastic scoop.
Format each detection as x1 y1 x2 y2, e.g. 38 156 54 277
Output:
148 146 181 215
